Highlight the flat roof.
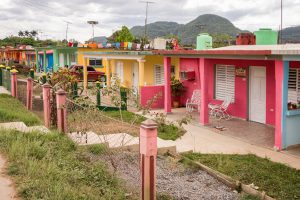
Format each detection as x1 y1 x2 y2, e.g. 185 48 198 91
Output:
154 44 300 56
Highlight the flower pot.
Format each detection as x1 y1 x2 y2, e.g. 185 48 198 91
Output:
173 101 180 108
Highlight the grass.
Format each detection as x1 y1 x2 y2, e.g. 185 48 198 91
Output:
103 110 184 141
0 130 128 200
0 94 41 126
182 153 300 200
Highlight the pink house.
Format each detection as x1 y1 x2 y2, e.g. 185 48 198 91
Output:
148 44 300 150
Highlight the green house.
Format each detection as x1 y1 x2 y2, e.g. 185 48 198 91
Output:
35 47 77 72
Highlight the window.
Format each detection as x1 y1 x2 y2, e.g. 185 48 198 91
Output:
154 65 164 85
215 65 235 102
89 58 102 66
288 68 300 103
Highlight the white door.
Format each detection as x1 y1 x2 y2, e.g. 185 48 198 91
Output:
116 61 124 83
59 53 64 67
249 67 266 123
132 62 139 94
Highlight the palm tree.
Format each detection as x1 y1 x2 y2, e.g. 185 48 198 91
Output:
18 31 24 37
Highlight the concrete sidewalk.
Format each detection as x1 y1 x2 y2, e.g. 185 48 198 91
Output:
145 110 300 170
0 155 16 200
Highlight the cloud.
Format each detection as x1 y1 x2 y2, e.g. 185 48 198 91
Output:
0 0 297 42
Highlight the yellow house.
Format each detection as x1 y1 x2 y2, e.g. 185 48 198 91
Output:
77 48 180 91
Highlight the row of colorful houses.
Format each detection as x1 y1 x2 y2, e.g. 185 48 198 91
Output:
1 30 300 151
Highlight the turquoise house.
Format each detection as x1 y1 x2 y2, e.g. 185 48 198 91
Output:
35 47 78 72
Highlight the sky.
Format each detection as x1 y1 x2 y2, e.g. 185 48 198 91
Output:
0 0 298 42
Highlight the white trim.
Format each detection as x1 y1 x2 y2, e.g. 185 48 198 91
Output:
83 54 144 61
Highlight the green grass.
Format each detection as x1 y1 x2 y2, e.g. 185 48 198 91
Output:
0 94 41 126
104 110 184 141
183 153 300 200
0 130 128 200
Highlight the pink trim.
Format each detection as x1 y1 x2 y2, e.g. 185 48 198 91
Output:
164 57 172 113
275 60 283 149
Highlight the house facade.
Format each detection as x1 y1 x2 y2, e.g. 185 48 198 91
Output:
150 44 300 150
35 47 77 72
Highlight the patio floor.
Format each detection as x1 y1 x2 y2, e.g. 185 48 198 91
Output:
162 108 275 149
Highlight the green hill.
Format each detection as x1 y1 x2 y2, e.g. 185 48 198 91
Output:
130 14 242 45
281 26 300 43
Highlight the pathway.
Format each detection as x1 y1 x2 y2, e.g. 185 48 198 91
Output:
0 155 17 200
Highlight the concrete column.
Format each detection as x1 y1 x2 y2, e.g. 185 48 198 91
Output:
56 89 67 133
199 58 209 125
42 84 51 128
43 50 46 72
140 119 157 200
111 59 116 76
164 57 171 113
106 59 111 86
83 57 88 91
274 60 289 150
138 59 145 87
10 69 18 97
26 77 33 110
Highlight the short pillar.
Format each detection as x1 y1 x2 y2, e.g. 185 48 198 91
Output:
43 84 51 128
140 119 157 200
10 69 18 97
26 77 33 110
164 57 171 113
56 89 67 133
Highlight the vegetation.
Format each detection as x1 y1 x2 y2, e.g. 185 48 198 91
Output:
108 26 135 43
182 153 300 200
211 33 234 48
0 94 41 126
0 130 127 200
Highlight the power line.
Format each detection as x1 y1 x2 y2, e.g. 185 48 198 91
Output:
140 1 155 43
64 20 72 45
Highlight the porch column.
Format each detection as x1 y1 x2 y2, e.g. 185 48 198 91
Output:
105 59 111 86
274 60 289 150
35 50 39 72
199 58 209 125
138 59 145 88
164 57 172 113
43 50 46 72
83 57 88 91
111 59 116 77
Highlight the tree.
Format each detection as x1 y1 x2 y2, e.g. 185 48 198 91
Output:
211 34 234 48
109 26 135 43
18 31 24 37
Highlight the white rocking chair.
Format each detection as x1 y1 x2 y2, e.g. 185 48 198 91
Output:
186 90 201 112
208 95 233 120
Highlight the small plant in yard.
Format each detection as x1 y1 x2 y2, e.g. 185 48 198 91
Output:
171 76 185 108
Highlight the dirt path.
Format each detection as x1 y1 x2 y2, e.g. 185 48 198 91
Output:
0 154 17 200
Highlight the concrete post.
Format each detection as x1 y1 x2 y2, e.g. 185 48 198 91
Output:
199 58 209 125
42 84 51 128
10 69 18 97
96 81 101 107
138 59 145 88
164 57 172 113
0 65 5 86
83 57 88 91
26 77 33 110
106 59 111 86
56 89 67 133
140 119 157 200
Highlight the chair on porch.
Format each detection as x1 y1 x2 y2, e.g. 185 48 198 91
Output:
186 90 201 112
208 95 233 120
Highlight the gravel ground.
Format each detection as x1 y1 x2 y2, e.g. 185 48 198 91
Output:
96 151 239 200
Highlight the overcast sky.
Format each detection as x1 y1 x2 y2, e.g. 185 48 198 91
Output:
0 0 298 42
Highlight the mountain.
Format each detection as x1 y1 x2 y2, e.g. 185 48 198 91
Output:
281 26 300 43
130 14 242 45
88 36 107 43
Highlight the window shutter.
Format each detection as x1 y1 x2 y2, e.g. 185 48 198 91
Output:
154 65 164 85
216 65 235 102
288 68 297 103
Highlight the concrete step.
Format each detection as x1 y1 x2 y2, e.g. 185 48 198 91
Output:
0 122 50 133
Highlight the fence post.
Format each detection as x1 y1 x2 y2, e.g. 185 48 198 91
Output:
10 69 18 97
30 68 34 79
120 87 127 110
0 65 5 86
56 89 67 133
96 81 101 107
26 77 33 110
5 67 11 90
42 83 51 128
140 119 157 200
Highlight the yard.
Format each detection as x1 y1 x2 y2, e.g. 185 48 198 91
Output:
182 153 300 200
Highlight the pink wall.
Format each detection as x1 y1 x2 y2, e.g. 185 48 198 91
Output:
180 58 201 105
140 86 164 109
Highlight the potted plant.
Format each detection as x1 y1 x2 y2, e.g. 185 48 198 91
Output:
171 76 185 108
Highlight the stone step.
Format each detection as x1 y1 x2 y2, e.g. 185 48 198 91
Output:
0 122 50 133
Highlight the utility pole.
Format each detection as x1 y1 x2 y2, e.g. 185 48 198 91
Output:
140 1 155 44
64 21 72 46
280 0 283 44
